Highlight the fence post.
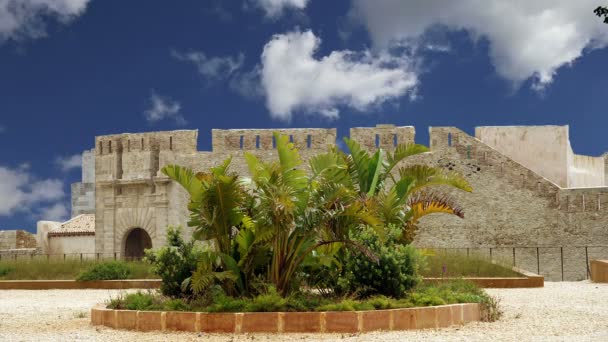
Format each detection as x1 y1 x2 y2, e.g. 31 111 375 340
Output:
64 254 66 261
466 248 470 257
512 248 516 267
536 247 540 275
489 247 493 261
560 247 564 281
80 253 83 263
585 246 590 279
114 252 117 260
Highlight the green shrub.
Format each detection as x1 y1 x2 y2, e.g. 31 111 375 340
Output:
337 225 422 298
108 291 164 311
145 226 204 298
0 264 13 277
76 261 131 281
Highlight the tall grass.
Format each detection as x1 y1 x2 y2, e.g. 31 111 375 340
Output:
0 259 156 280
420 250 520 277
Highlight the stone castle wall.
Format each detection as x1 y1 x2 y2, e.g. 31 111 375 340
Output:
89 125 608 280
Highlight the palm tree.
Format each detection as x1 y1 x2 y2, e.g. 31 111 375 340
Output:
339 137 473 243
162 133 379 297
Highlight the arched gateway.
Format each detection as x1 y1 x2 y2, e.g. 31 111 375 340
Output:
124 228 152 259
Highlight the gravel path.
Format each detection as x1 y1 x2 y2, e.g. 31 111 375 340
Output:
1 281 607 341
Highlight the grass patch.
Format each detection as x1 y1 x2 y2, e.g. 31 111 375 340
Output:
107 279 500 322
0 259 156 280
420 250 521 277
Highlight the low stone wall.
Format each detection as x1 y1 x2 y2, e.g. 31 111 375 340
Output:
91 303 482 333
590 260 608 283
425 267 544 288
0 279 161 290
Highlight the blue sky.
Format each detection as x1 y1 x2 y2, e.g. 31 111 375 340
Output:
1 0 608 232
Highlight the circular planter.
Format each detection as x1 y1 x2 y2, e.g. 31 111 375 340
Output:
91 303 482 333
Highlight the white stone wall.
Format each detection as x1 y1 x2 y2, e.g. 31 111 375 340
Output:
475 126 570 187
47 235 95 256
36 221 60 253
568 153 605 188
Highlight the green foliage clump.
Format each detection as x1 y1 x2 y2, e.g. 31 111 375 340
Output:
144 226 203 298
0 264 13 277
76 261 131 281
336 226 422 298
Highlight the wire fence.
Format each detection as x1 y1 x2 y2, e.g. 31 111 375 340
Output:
0 252 144 262
418 245 608 281
1 245 607 281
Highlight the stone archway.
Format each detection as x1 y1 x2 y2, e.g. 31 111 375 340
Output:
124 228 152 259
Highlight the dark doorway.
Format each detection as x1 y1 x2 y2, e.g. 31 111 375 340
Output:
124 228 152 259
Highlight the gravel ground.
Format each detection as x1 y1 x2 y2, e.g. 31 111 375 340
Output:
1 281 607 341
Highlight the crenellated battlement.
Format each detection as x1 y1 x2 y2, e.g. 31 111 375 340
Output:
350 124 415 150
211 128 336 152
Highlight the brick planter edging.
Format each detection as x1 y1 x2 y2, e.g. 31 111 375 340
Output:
91 303 482 333
423 267 544 288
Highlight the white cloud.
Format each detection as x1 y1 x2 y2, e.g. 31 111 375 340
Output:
39 202 68 221
0 165 65 218
144 92 186 125
251 0 309 18
171 50 245 80
260 30 418 120
0 0 90 43
350 0 608 89
55 153 81 172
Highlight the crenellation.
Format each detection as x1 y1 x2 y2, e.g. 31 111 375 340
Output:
350 124 415 151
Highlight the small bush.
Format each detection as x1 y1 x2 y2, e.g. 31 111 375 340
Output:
145 226 203 298
76 261 131 281
0 264 13 277
337 225 422 298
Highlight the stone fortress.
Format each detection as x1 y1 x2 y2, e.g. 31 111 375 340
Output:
28 124 608 281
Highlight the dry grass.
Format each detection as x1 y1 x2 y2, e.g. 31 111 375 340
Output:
0 258 156 280
420 250 521 278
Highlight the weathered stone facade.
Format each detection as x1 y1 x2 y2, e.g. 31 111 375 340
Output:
43 124 608 280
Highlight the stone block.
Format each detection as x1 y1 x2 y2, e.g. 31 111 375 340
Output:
436 306 453 328
361 310 391 332
166 311 197 332
241 312 279 333
115 310 137 330
90 308 103 325
201 313 235 333
283 312 322 333
102 309 116 328
137 311 163 332
591 260 608 283
415 307 437 329
463 304 481 323
393 308 416 330
325 311 359 333
450 304 464 326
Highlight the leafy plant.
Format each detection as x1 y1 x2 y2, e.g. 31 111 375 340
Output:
0 264 13 277
76 261 131 281
336 225 422 298
144 226 203 298
161 132 471 298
